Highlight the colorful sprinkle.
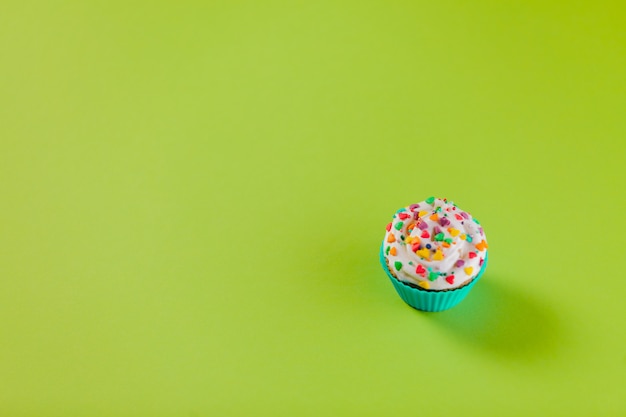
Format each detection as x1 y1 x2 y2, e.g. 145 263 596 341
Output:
445 275 455 285
415 264 426 276
389 247 397 256
455 213 463 221
398 213 410 220
418 280 430 289
466 235 473 243
416 248 431 259
387 234 396 243
461 212 469 219
479 258 484 266
418 210 427 218
386 223 392 232
421 230 430 239
394 261 403 271
448 228 460 237
464 266 473 275
475 240 488 251
455 259 465 267
418 221 428 230
460 234 467 240
429 213 439 221
425 244 432 249
406 236 414 244
428 271 439 281
434 232 445 241
433 249 444 260
411 242 420 253
425 196 435 204
468 252 477 259
409 203 420 211
439 217 451 227
444 238 453 244
394 222 403 231
433 225 442 235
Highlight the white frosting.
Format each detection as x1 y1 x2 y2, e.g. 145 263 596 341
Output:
383 197 488 291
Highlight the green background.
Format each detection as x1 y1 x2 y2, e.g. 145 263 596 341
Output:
1 1 625 415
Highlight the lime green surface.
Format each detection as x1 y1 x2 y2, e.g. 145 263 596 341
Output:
1 1 625 416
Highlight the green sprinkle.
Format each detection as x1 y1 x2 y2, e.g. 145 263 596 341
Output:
434 233 445 241
394 261 402 271
466 235 473 243
428 271 439 281
425 196 435 204
385 246 390 255
444 238 453 244
435 206 442 213
409 261 414 265
394 222 403 231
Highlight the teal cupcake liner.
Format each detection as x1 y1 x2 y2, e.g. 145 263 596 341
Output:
379 244 488 312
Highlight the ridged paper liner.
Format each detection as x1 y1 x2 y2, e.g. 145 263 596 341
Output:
379 244 488 312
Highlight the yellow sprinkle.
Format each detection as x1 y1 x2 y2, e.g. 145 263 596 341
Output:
460 234 467 240
448 228 460 237
464 267 473 275
389 247 397 256
416 248 431 259
433 249 444 260
387 233 396 243
418 210 427 217
417 280 430 289
406 236 414 244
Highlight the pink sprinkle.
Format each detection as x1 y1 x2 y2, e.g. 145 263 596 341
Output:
418 221 428 230
455 260 465 267
461 212 469 219
409 204 420 211
439 217 450 227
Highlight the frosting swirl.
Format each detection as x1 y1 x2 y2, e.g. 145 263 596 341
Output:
382 197 488 291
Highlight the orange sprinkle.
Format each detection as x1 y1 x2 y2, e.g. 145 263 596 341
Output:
475 240 488 251
389 247 397 256
387 233 396 243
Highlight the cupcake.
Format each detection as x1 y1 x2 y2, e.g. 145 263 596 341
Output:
380 197 488 312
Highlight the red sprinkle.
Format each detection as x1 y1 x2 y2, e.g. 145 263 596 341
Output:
398 213 410 220
469 252 477 259
455 214 463 221
421 231 430 239
411 243 420 252
386 222 392 232
416 264 426 276
445 275 455 284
